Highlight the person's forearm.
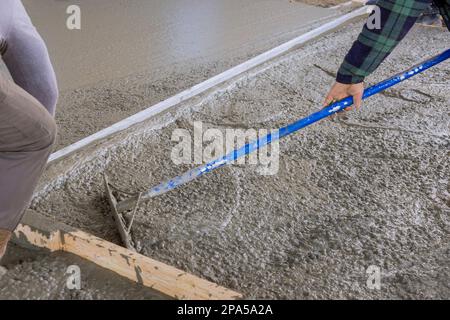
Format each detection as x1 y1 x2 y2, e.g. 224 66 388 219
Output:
337 0 431 84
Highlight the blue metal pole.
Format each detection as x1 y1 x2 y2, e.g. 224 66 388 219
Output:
117 48 450 211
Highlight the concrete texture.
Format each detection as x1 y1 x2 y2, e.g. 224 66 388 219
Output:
0 244 168 300
20 0 340 150
31 22 450 299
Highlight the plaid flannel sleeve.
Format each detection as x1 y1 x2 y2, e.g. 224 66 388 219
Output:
337 0 431 84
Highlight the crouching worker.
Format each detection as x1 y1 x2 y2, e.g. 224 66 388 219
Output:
0 0 58 260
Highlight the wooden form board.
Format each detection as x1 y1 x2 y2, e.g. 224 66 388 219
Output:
13 211 242 300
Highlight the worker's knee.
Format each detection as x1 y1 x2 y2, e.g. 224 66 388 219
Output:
0 76 58 153
37 114 57 150
25 111 57 152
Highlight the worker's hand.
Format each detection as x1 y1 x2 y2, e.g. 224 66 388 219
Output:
323 82 364 111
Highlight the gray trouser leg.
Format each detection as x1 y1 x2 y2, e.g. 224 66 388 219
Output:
0 76 57 231
2 0 58 116
0 0 58 231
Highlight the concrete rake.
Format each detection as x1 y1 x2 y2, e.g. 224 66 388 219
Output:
105 49 450 250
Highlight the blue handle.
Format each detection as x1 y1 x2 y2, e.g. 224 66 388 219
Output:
143 49 450 199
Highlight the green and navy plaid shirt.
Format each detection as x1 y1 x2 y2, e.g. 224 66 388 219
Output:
337 0 450 84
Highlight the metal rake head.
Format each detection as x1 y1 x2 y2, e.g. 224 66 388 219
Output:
103 174 142 251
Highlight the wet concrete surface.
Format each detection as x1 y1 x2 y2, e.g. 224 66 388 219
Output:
23 0 336 91
20 0 340 150
32 23 450 299
0 244 168 300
